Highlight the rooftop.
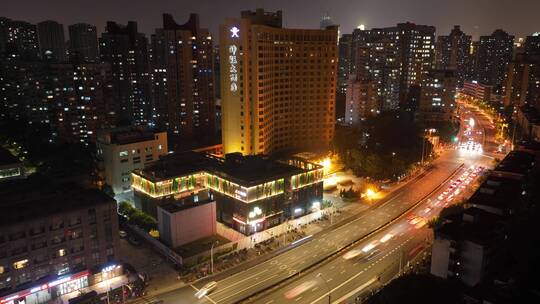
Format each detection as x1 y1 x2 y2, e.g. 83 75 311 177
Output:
437 207 505 246
468 176 525 214
136 152 316 187
0 178 113 227
492 150 535 178
98 126 164 146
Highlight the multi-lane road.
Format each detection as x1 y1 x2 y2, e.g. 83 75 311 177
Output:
137 102 500 304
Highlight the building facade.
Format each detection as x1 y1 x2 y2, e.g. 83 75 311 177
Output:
345 78 378 125
150 14 215 138
132 152 324 235
461 80 494 103
68 23 99 63
220 9 337 155
418 69 457 122
475 29 514 91
435 25 472 86
96 127 168 196
0 18 39 59
37 20 66 62
100 21 152 126
0 185 121 304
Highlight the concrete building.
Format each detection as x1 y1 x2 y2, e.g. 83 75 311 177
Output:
502 53 540 107
100 21 152 126
157 189 217 247
345 78 378 125
0 148 25 182
475 29 514 91
0 17 39 59
431 207 505 287
68 23 99 63
0 182 121 304
150 14 215 138
435 25 472 86
37 20 66 61
220 9 337 155
418 69 457 122
97 127 168 196
462 80 494 103
132 151 324 235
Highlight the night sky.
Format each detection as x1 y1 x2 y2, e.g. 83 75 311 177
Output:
3 0 539 39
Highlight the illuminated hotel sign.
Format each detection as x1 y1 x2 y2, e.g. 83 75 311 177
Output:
229 26 239 92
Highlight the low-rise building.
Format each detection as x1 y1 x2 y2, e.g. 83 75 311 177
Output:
132 152 324 235
0 148 25 182
97 127 168 196
462 80 493 103
0 181 121 304
157 189 217 248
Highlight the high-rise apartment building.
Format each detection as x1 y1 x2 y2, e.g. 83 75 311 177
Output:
345 78 378 125
68 23 99 62
100 21 152 126
435 25 472 86
150 14 215 138
37 20 66 61
221 9 337 155
337 34 353 95
419 69 457 122
524 33 540 56
475 29 514 91
0 17 39 59
349 23 434 108
502 53 540 107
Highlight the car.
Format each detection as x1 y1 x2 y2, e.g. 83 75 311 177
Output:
119 230 127 238
195 281 218 299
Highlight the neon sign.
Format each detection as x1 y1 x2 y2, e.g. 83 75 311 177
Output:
229 45 238 92
230 26 239 38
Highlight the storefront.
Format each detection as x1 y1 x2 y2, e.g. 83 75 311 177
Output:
0 265 124 304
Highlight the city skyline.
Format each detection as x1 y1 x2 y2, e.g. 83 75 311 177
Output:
2 0 540 39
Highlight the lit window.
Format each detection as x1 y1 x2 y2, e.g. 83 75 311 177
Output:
58 249 66 257
119 151 128 157
13 259 28 269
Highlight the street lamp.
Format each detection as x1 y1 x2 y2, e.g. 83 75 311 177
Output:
316 273 331 304
210 240 220 274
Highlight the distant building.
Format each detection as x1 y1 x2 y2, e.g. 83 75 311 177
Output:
220 9 337 155
157 189 217 247
0 17 39 59
150 14 216 138
68 23 99 62
475 29 514 91
418 69 457 122
37 20 66 61
132 152 324 235
0 148 25 181
100 21 152 126
0 183 121 303
435 26 472 86
97 127 168 196
502 53 540 107
345 78 378 125
461 80 494 103
319 13 335 30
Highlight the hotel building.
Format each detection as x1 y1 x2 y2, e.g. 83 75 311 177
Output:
132 151 323 235
220 9 338 155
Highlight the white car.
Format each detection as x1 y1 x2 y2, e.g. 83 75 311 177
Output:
195 281 217 299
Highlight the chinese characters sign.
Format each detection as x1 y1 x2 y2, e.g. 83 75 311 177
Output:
229 44 238 92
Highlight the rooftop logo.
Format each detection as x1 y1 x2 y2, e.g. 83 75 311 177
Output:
230 26 240 38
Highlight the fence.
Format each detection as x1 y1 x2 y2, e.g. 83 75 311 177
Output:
182 207 336 266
